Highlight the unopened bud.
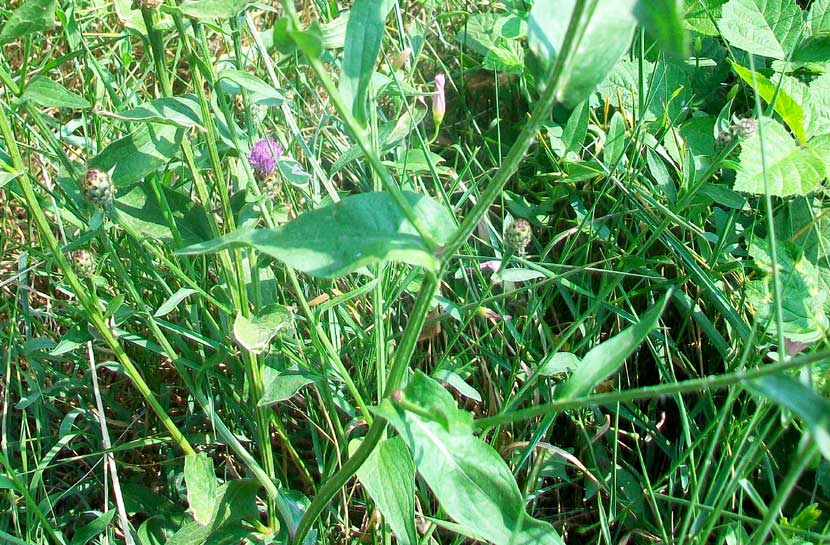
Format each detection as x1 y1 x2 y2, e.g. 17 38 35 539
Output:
432 73 446 126
82 168 115 208
392 47 412 71
134 0 163 8
71 249 96 278
505 218 532 255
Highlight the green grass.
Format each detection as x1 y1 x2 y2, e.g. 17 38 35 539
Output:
1 0 829 544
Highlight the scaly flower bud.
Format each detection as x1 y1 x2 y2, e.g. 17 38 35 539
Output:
432 73 446 127
71 249 96 278
82 168 115 208
134 0 163 8
505 218 532 255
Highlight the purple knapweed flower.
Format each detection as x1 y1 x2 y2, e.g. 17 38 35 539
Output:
248 137 282 178
432 73 446 126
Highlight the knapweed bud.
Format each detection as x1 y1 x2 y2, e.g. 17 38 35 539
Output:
732 117 757 139
71 249 96 278
134 0 163 8
82 168 115 208
248 137 282 180
505 218 532 255
432 73 446 127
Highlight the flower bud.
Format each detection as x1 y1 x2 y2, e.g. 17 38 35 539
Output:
71 249 96 278
432 73 446 127
733 117 757 139
82 168 115 208
392 47 412 71
134 0 163 8
505 218 532 255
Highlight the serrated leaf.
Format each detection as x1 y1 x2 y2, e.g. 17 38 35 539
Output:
731 63 806 142
178 0 248 19
177 192 455 278
747 238 828 342
339 0 395 124
233 305 293 354
718 0 803 59
375 371 564 545
733 118 825 197
809 0 830 34
529 0 638 108
355 437 418 545
556 292 669 400
0 0 56 44
684 0 727 36
88 123 183 187
184 453 217 525
744 374 830 460
20 76 90 109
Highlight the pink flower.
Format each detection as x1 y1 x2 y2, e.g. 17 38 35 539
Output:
248 137 282 178
433 73 446 126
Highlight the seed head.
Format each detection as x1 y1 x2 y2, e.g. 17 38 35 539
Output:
248 137 282 179
432 73 446 126
505 218 532 255
82 168 115 208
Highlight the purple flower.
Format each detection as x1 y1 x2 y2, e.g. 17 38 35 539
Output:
248 137 282 178
432 73 446 126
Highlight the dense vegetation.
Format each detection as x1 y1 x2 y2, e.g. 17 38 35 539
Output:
1 0 829 544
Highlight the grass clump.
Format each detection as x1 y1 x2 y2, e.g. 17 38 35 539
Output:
1 0 829 544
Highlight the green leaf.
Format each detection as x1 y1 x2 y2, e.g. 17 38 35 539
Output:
217 69 284 107
635 0 689 58
731 63 806 142
355 437 418 545
733 117 825 197
50 322 91 356
0 0 56 45
277 158 310 187
604 111 627 166
746 238 829 342
259 366 316 407
744 374 830 460
177 192 455 278
718 0 803 59
375 372 564 545
70 510 115 545
20 76 90 109
115 184 212 246
339 0 395 125
185 453 218 526
110 95 204 129
166 479 259 545
232 305 294 354
555 292 669 401
684 0 727 36
529 0 638 108
805 74 830 139
154 288 199 318
177 0 248 19
88 123 183 187
809 0 830 34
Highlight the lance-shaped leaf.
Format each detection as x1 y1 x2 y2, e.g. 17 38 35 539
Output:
184 453 217 525
339 0 395 124
375 372 564 545
355 437 418 545
20 76 90 110
555 291 669 401
528 0 638 108
177 192 455 278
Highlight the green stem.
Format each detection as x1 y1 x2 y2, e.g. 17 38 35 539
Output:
0 102 195 457
474 352 825 429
